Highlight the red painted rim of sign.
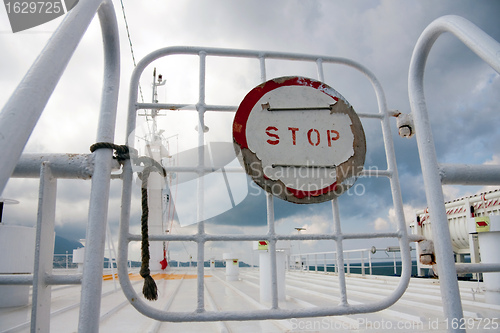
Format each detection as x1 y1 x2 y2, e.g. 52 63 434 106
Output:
233 76 340 199
233 77 339 149
286 182 338 199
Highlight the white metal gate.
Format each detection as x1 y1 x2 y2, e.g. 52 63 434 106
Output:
116 46 413 321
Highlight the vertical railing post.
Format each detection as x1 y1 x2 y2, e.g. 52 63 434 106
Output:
334 253 338 274
259 55 266 82
31 162 57 332
266 193 279 309
196 50 207 313
316 58 325 81
323 253 327 274
369 251 373 276
361 251 365 276
346 253 350 275
393 252 397 275
78 2 120 332
332 199 347 306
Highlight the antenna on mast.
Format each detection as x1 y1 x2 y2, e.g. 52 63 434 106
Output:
149 67 166 142
151 67 166 105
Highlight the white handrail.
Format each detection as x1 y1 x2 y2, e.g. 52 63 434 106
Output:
0 0 121 331
409 15 500 332
0 0 105 194
78 1 121 331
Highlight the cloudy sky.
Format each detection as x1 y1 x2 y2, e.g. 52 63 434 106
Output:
1 0 499 264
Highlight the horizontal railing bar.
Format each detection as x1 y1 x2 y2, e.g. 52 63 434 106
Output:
209 234 340 241
455 263 500 273
12 153 120 179
163 166 242 173
289 248 377 257
127 234 267 242
121 303 399 322
45 274 82 285
11 155 391 179
136 102 385 119
0 273 83 285
266 106 334 112
439 163 500 185
342 232 400 240
128 232 400 242
359 169 392 177
357 112 384 119
272 164 335 168
0 274 33 285
128 234 198 242
408 234 426 242
136 103 236 112
163 166 391 177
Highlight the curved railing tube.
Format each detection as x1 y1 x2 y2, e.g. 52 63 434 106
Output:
0 0 106 195
409 15 500 332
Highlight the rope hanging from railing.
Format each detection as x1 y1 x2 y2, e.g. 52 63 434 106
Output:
138 166 157 300
90 142 166 301
90 142 132 161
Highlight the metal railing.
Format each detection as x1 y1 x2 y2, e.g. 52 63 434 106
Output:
53 253 76 269
289 247 417 276
116 45 413 322
408 15 500 332
0 0 120 332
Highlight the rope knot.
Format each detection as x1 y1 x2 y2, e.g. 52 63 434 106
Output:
89 142 138 162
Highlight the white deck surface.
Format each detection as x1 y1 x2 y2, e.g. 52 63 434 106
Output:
1 268 499 332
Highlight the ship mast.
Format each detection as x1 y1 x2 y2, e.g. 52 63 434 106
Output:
149 68 165 144
142 68 169 271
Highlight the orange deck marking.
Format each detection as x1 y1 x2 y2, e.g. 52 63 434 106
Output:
103 273 212 281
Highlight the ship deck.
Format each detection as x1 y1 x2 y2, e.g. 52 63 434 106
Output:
1 268 499 332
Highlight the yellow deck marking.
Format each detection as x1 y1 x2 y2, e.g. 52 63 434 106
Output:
103 273 211 281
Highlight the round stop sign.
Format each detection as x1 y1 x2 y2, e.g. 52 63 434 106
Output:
233 76 366 204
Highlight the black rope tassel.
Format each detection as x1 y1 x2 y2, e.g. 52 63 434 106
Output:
139 168 158 301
